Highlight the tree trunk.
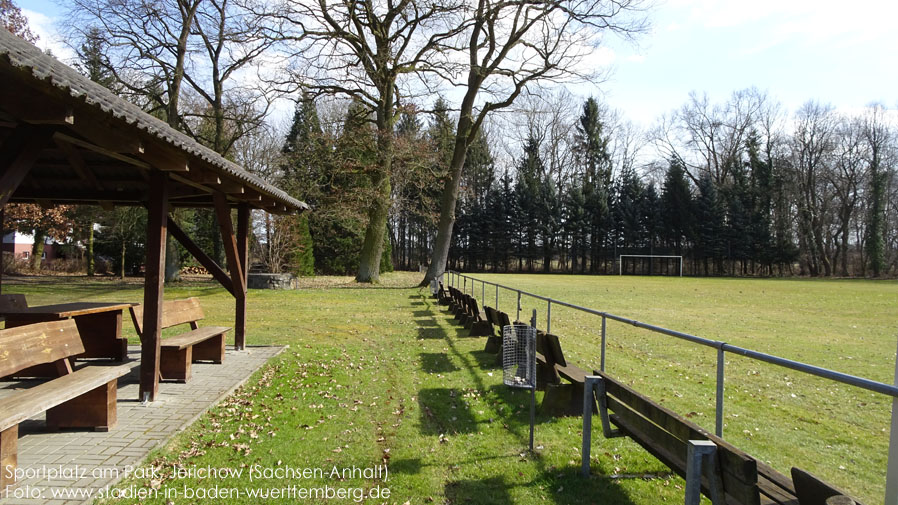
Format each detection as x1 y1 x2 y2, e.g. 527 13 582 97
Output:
30 230 45 271
356 119 393 283
421 115 472 286
164 234 181 282
86 224 95 276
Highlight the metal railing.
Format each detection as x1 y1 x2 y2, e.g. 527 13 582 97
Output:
445 270 898 504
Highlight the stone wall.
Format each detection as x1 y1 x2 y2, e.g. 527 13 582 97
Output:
247 273 295 290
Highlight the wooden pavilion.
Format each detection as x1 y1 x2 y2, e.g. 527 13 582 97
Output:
0 28 309 401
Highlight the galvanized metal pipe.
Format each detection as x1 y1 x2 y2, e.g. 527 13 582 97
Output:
883 337 898 505
547 300 552 334
516 291 521 322
600 316 607 372
495 284 499 310
716 348 725 437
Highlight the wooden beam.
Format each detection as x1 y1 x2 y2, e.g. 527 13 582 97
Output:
235 204 249 350
212 192 246 296
52 132 151 170
54 138 103 190
0 95 73 125
0 126 53 207
66 112 144 155
167 218 235 296
141 144 189 172
139 171 168 402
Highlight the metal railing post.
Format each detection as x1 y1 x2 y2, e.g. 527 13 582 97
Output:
481 281 485 305
885 337 898 505
600 316 607 372
516 291 522 322
495 284 499 310
547 300 552 334
716 347 725 438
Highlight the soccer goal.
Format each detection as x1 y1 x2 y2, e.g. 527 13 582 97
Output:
618 255 683 276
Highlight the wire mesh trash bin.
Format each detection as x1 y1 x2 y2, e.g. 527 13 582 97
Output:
502 323 537 451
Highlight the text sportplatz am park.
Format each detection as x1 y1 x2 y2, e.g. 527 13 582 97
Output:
7 463 389 482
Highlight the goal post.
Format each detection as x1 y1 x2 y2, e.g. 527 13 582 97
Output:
618 255 683 276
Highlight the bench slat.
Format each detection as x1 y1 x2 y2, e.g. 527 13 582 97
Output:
0 320 84 377
600 373 759 484
0 365 130 431
607 397 761 505
130 297 205 336
757 472 800 505
161 326 230 350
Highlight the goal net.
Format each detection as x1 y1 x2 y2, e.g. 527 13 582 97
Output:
618 255 683 276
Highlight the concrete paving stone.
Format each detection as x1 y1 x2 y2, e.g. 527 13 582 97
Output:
1 345 282 505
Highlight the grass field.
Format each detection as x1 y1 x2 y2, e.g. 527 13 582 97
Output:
3 273 895 504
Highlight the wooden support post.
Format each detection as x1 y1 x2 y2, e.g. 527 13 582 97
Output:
213 193 247 350
139 171 168 402
235 204 249 350
0 206 4 295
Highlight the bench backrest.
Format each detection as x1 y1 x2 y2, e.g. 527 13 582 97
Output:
536 333 567 368
466 296 480 318
0 293 27 311
598 371 760 505
483 305 498 326
0 319 84 377
496 311 512 328
130 297 205 336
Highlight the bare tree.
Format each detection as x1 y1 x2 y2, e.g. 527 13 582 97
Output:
653 87 767 186
68 0 201 128
828 115 865 276
262 0 466 282
422 0 647 285
790 101 837 277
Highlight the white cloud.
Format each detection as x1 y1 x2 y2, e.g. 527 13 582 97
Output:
674 0 898 50
21 9 76 62
626 54 646 63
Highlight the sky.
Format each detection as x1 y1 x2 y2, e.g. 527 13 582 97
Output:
20 0 898 129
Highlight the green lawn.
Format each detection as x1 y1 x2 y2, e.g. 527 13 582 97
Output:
2 273 894 504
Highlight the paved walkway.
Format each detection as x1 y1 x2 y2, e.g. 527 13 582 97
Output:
1 345 283 505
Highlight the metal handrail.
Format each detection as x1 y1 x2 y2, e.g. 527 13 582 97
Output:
446 270 898 503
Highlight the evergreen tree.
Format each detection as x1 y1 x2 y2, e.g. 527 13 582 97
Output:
746 132 775 272
613 166 644 253
694 173 725 275
515 135 544 271
661 159 693 255
288 214 315 276
575 98 613 272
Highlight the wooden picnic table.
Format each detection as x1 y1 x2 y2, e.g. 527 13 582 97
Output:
1 302 135 362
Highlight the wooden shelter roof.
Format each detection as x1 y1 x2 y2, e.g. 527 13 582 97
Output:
0 28 308 214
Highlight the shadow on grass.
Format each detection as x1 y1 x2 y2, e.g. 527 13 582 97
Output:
446 477 514 504
420 353 460 373
411 294 640 505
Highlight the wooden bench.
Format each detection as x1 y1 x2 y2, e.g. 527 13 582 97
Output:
464 297 492 336
448 287 464 318
129 298 229 383
483 307 509 353
582 371 862 505
0 319 130 489
437 282 451 306
533 332 593 416
0 293 28 312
